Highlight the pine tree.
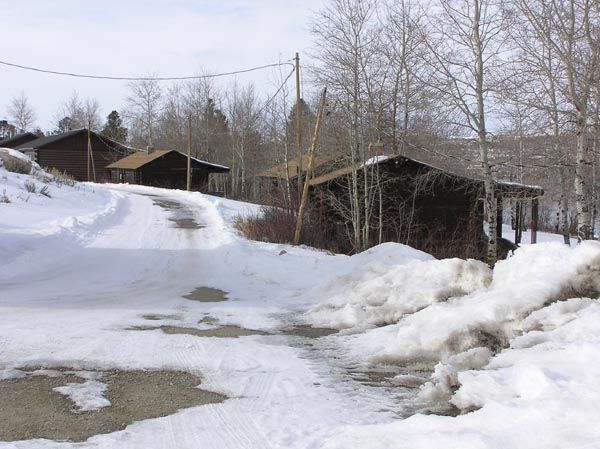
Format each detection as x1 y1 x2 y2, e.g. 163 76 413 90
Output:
101 110 128 143
199 98 229 162
286 99 314 154
54 117 73 135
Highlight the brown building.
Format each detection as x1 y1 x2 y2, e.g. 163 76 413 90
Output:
13 129 131 182
107 149 230 192
308 154 543 259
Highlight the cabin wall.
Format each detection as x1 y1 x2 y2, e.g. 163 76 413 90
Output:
35 134 124 182
312 162 485 259
139 152 209 191
109 152 211 191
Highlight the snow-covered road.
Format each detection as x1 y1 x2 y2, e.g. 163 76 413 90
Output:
2 159 600 449
0 184 403 449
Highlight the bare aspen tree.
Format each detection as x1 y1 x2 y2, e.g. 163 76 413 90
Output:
311 0 387 250
7 91 36 133
227 82 261 198
421 0 507 265
502 4 572 244
126 78 162 147
56 92 102 131
383 0 427 153
158 83 188 151
515 0 600 241
264 62 294 207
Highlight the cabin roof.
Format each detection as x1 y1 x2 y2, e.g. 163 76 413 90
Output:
0 132 39 148
257 153 339 178
308 154 543 198
106 149 230 172
14 128 132 153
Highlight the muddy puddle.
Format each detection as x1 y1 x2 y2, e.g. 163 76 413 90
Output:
129 324 268 338
0 369 226 442
281 325 339 339
169 217 204 229
141 313 181 321
183 287 228 302
150 197 205 229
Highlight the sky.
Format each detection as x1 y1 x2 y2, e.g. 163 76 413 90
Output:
0 0 325 131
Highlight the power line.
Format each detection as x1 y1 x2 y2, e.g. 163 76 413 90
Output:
0 59 294 81
257 67 296 116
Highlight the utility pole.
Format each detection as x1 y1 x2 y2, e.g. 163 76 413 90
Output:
187 114 192 191
294 52 302 206
87 122 96 182
293 86 327 246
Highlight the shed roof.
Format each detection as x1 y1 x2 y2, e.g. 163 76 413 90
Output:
0 132 39 148
15 128 132 153
308 154 543 198
106 149 230 172
257 153 339 178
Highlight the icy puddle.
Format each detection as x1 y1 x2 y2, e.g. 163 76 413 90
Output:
183 286 228 302
129 324 268 338
0 369 226 442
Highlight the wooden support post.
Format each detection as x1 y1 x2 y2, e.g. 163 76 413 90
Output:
87 124 96 182
87 126 91 182
187 115 192 191
531 198 539 244
514 200 521 245
496 195 503 239
294 52 302 207
293 86 327 246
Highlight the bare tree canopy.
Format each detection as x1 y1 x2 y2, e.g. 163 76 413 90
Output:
7 91 36 133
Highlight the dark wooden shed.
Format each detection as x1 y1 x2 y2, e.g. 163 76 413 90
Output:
14 129 131 182
307 154 542 259
106 149 230 192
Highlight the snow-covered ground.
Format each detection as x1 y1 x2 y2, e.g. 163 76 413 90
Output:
1 155 599 449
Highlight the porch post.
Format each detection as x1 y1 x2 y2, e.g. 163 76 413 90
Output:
530 198 539 244
497 195 503 239
514 200 521 244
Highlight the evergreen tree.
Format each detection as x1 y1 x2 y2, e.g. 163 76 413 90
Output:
54 116 73 135
286 99 315 154
199 98 229 163
101 110 128 143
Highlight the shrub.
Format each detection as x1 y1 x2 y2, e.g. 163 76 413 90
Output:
40 185 51 198
1 154 31 174
45 167 76 187
235 207 297 244
23 180 36 193
0 189 9 203
235 205 342 253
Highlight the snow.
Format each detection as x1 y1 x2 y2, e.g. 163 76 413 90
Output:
363 155 389 166
53 373 111 412
1 163 600 449
0 147 39 167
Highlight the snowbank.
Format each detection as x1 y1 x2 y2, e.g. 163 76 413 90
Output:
321 296 600 449
307 256 490 331
309 242 599 366
313 241 600 449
